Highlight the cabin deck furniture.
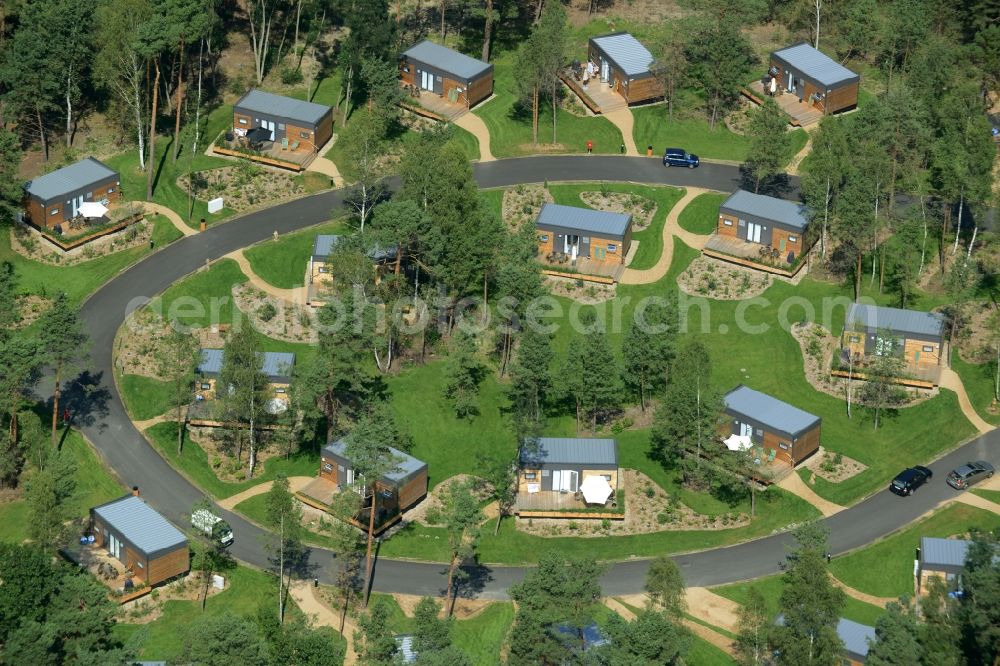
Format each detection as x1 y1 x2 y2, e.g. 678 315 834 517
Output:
233 89 333 154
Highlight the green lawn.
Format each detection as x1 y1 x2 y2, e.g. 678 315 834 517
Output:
113 565 345 662
678 192 728 235
474 57 623 158
364 594 512 666
688 635 737 665
144 421 319 499
632 108 751 163
151 258 248 327
292 171 337 193
1 214 182 305
118 375 174 421
828 503 1000 598
546 183 685 271
713 573 886 627
971 488 1000 504
0 428 123 544
951 355 1000 425
244 218 348 289
452 124 482 162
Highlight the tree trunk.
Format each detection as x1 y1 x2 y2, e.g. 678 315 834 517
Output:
294 0 303 54
918 195 927 274
535 0 544 22
940 204 948 274
134 73 146 171
440 0 446 38
445 556 457 617
65 72 73 148
176 400 185 454
343 65 354 125
193 39 204 154
821 177 830 259
278 514 285 622
551 80 558 144
36 106 48 162
50 364 62 447
854 251 862 302
172 38 186 161
480 0 494 62
363 491 376 607
531 84 539 145
147 61 161 200
952 191 964 255
814 0 821 50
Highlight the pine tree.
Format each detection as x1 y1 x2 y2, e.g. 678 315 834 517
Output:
596 610 690 665
735 587 771 666
623 295 677 411
25 452 76 554
743 97 793 194
507 327 553 424
263 473 304 623
158 326 199 454
218 327 272 478
651 340 718 469
867 601 920 666
644 555 686 618
441 479 482 616
354 597 398 665
443 330 484 419
38 293 88 447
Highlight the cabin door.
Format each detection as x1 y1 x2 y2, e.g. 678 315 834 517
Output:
553 470 578 492
70 195 83 218
747 222 762 244
420 70 434 91
600 58 609 82
739 422 753 438
261 120 275 141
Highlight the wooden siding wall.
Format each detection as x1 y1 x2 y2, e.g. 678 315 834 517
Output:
536 232 555 256
588 235 626 264
399 62 416 86
195 377 288 401
904 338 942 368
622 75 662 104
234 112 253 129
718 213 740 238
518 467 617 493
519 468 542 493
841 331 865 359
146 547 190 585
314 111 334 150
25 179 122 229
398 468 428 510
825 81 859 114
770 227 804 257
769 55 859 115
727 420 821 465
465 72 493 107
286 122 319 152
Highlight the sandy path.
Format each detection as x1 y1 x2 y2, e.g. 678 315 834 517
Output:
288 581 359 665
133 414 170 431
776 472 846 517
306 135 345 186
142 201 197 237
939 367 994 434
618 187 713 285
829 575 897 607
453 113 495 162
224 248 305 304
785 125 817 177
955 491 1000 516
685 587 741 634
602 108 639 157
217 475 313 511
608 592 736 655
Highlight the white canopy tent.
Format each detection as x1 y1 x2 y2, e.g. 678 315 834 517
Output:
78 201 109 218
723 434 753 452
579 475 613 505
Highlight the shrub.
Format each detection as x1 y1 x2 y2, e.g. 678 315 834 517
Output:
833 452 843 466
568 521 579 531
258 302 277 322
599 181 610 197
280 67 304 85
644 486 655 499
424 507 442 525
601 518 611 531
656 512 669 525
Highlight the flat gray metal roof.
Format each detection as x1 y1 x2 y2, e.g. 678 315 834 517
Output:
92 495 187 557
921 537 971 568
25 157 119 202
837 618 876 659
323 439 427 483
772 42 859 88
402 40 491 81
520 437 618 467
590 32 654 77
198 349 295 382
846 303 945 338
724 385 820 437
721 189 810 231
234 89 332 125
535 202 631 239
312 234 397 262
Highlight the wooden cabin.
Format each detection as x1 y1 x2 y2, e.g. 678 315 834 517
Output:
777 614 875 665
916 537 970 596
535 203 632 265
587 32 661 104
769 43 860 115
232 89 334 153
399 40 494 109
89 494 189 586
722 385 821 466
517 437 619 504
842 303 945 370
195 349 295 408
308 234 398 286
716 189 811 264
23 157 121 230
318 439 428 532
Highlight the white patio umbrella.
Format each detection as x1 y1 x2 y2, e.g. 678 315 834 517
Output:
723 434 753 452
579 475 613 505
78 201 109 218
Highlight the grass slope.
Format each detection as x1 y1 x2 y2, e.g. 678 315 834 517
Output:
951 355 1000 425
546 183 684 271
244 218 348 289
119 375 174 421
474 58 622 159
145 421 318 499
828 503 1000 598
151 258 248 327
678 192 728 235
0 428 123 544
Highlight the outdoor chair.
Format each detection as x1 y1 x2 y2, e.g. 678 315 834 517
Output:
290 140 300 151
281 137 289 150
768 449 777 463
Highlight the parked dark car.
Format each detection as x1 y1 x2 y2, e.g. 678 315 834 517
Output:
663 148 700 168
890 466 933 496
946 461 994 490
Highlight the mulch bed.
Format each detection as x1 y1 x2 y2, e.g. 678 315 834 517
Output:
544 275 616 304
678 256 772 300
800 446 867 484
502 184 553 232
579 191 656 230
10 218 152 266
231 284 318 344
178 165 305 213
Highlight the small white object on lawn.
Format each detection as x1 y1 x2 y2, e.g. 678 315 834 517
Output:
212 574 225 589
207 197 224 214
579 475 613 505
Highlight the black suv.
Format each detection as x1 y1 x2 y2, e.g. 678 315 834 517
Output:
662 148 700 168
890 466 933 496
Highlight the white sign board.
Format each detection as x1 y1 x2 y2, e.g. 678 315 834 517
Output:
212 574 225 589
207 197 224 214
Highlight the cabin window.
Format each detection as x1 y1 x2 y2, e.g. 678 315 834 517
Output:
49 208 59 216
300 131 310 139
238 118 248 125
278 123 285 130
323 463 333 472
136 561 144 569
848 335 861 344
403 65 410 73
607 244 617 252
723 219 733 226
756 429 763 437
107 187 115 194
318 266 328 273
538 234 549 242
602 474 612 482
922 345 934 352
86 191 93 199
337 465 344 472
582 236 590 243
524 472 537 481
275 387 286 394
779 442 790 450
200 383 211 390
788 236 797 243
436 75 442 82
738 219 746 226
541 470 550 477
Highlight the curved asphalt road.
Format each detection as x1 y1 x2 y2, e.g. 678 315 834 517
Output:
71 155 993 600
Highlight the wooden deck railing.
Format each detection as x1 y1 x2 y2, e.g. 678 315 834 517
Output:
701 247 810 278
25 211 146 252
212 146 305 171
558 72 603 114
541 269 616 285
829 369 937 389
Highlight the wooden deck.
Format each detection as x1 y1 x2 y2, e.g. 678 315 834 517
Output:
540 255 625 281
399 89 469 121
703 234 809 277
296 476 403 535
559 69 626 114
744 81 823 127
830 368 939 389
513 491 623 519
213 141 316 171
